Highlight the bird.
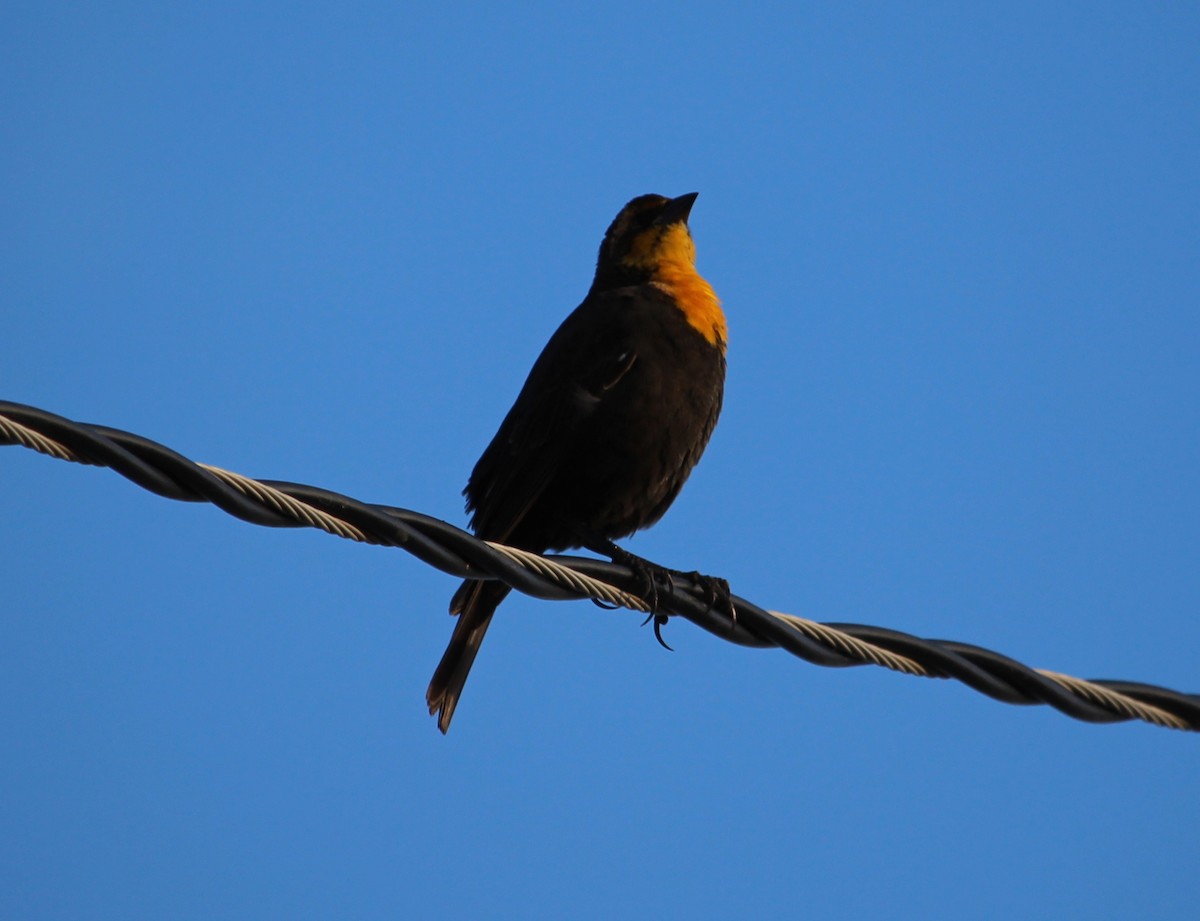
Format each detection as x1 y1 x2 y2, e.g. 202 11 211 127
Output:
426 192 728 732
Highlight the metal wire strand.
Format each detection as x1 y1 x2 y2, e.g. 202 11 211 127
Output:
3 399 1197 733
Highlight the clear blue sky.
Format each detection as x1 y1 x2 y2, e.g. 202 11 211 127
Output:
3 4 1197 919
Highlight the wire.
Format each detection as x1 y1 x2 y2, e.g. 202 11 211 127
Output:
3 399 1197 733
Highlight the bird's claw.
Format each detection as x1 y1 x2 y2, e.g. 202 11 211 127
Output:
638 611 673 650
651 614 673 651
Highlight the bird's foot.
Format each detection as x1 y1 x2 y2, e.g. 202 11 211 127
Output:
637 569 734 647
626 554 665 613
588 544 663 613
587 539 675 648
578 532 734 646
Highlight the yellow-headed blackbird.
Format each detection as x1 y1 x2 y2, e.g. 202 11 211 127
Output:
426 192 727 732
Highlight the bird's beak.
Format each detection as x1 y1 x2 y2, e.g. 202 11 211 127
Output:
654 192 699 227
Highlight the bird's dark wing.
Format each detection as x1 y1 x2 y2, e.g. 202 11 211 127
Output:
465 288 642 543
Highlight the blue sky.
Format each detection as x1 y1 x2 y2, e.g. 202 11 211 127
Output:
3 3 1197 918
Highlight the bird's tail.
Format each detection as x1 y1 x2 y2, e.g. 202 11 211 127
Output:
426 579 511 733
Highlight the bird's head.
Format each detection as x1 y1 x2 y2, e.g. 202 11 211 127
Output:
591 192 700 293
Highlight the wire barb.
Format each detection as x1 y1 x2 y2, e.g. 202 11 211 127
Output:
3 399 1198 733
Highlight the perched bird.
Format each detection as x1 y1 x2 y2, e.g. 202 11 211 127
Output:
426 192 728 732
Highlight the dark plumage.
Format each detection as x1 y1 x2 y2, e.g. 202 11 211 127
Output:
427 193 727 732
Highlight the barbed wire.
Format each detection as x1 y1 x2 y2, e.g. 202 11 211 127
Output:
2 399 1197 733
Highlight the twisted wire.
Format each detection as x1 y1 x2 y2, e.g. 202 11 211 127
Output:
3 400 1197 733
